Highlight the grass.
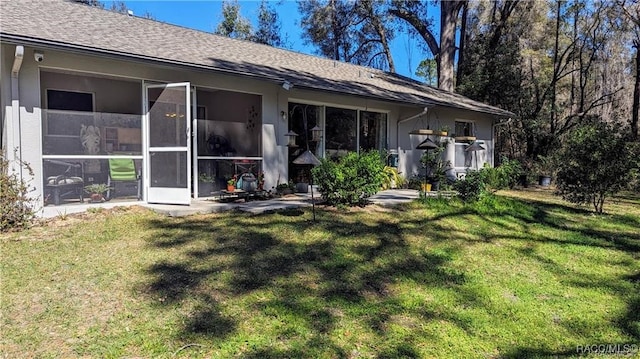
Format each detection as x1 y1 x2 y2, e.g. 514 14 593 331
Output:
1 189 639 358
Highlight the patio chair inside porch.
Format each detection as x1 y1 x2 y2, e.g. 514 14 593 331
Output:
106 158 141 200
44 160 85 206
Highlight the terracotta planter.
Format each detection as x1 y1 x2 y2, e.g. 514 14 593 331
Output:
454 136 477 142
409 129 434 135
227 185 235 192
90 193 105 203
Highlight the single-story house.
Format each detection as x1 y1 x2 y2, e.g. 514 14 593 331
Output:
1 0 514 210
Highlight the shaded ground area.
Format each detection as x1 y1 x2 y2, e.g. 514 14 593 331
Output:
1 190 638 358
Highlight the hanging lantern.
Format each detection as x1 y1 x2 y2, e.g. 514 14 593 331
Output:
285 130 298 147
465 141 485 152
416 137 439 150
310 125 322 142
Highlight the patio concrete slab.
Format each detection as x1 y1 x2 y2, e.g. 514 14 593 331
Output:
39 190 421 218
369 189 420 206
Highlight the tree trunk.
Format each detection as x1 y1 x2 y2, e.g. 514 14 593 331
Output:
632 40 639 140
330 0 340 60
439 1 464 92
550 0 562 134
456 3 468 86
371 10 395 73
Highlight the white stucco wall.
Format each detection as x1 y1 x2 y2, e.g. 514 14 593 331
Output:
3 43 497 208
397 106 495 181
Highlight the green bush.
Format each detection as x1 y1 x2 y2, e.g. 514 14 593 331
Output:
312 150 385 206
406 174 422 190
453 170 486 202
381 166 405 190
1 152 37 231
555 119 635 214
481 157 523 191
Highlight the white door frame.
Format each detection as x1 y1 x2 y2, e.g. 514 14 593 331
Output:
143 82 192 205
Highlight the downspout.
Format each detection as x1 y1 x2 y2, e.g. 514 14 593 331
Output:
393 106 431 178
396 106 430 150
10 45 24 176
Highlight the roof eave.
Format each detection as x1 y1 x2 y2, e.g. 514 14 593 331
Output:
0 33 286 84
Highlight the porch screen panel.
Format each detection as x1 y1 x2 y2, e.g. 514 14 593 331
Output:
359 111 387 152
196 90 262 157
288 103 321 184
150 151 188 188
325 107 357 158
149 87 188 148
42 80 142 156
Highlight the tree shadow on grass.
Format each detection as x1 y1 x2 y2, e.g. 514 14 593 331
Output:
140 196 639 355
140 209 474 355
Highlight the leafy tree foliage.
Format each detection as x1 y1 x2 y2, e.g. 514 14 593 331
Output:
389 0 467 91
555 118 636 214
618 0 640 140
415 58 437 86
215 0 253 41
298 0 396 71
254 0 283 47
456 0 635 174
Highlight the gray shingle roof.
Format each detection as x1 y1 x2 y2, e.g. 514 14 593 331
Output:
0 0 515 117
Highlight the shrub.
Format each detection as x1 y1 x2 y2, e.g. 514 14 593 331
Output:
381 166 405 190
481 157 523 191
1 152 38 231
555 119 636 214
312 150 385 206
453 170 486 202
420 141 451 184
406 174 422 190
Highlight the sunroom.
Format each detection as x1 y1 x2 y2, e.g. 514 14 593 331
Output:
40 70 263 207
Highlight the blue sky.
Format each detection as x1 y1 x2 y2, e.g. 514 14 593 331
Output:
113 1 430 80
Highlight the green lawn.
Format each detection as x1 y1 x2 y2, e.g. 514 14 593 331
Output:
1 190 639 358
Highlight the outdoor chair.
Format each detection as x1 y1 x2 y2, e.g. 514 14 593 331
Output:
106 158 141 200
44 160 84 206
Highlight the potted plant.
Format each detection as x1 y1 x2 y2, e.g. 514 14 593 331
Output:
84 183 109 203
276 181 294 195
199 173 215 196
534 155 556 187
227 175 237 192
257 171 265 190
420 141 451 191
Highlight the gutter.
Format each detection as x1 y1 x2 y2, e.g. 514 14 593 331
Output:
1 34 286 84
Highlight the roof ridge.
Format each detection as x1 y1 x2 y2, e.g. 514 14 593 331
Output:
1 0 516 118
60 0 392 79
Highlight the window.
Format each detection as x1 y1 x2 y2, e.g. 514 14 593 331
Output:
455 121 475 138
325 107 357 158
359 111 387 152
288 103 322 183
45 89 94 136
